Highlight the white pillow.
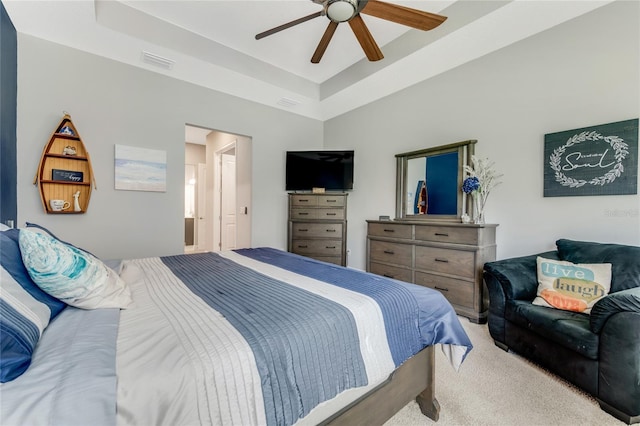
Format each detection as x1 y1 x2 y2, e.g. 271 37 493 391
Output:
18 229 132 309
533 257 611 314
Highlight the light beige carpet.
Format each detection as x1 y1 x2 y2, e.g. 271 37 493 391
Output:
384 318 623 426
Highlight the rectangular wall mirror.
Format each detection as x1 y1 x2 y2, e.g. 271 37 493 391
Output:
395 140 476 221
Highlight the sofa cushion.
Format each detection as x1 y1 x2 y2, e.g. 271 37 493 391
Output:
533 257 611 314
505 300 598 360
556 239 640 293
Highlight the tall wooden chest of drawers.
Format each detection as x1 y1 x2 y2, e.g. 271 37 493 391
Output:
366 220 497 323
288 193 348 266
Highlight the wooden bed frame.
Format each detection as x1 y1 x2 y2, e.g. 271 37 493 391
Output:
321 346 439 425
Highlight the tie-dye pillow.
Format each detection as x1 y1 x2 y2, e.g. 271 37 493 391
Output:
18 229 132 310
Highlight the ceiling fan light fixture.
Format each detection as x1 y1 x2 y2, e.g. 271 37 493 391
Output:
326 0 357 22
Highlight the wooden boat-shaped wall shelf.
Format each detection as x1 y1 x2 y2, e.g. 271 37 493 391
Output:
34 114 97 214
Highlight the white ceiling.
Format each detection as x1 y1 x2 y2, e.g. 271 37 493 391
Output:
4 0 613 120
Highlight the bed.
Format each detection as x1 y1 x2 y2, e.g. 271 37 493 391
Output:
0 225 472 426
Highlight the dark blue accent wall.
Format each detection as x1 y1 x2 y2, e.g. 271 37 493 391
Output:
426 152 458 215
0 1 17 226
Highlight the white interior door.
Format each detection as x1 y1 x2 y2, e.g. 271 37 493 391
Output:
220 153 236 250
196 163 207 251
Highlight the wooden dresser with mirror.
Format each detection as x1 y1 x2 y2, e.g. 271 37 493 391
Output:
366 140 497 323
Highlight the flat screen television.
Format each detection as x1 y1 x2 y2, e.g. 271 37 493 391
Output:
286 150 354 191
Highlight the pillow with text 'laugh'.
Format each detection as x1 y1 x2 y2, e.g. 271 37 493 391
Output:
533 257 611 314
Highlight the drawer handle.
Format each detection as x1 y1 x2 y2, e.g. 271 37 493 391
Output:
326 246 336 249
326 229 336 233
383 274 394 278
326 213 337 216
383 250 395 255
298 199 310 202
298 229 308 232
326 200 337 203
435 258 449 263
298 245 308 248
434 232 449 237
435 286 449 292
298 212 309 216
383 229 395 233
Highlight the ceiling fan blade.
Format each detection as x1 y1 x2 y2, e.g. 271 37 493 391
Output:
255 11 323 40
361 0 447 31
311 21 339 64
348 15 383 62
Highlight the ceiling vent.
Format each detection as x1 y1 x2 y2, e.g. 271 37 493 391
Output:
276 97 301 108
141 51 175 70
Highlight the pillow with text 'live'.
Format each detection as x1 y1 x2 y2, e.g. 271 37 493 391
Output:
533 257 611 314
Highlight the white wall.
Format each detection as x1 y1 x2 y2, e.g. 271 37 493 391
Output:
324 1 640 270
16 35 322 260
185 142 205 165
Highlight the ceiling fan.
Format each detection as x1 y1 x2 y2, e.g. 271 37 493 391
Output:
255 0 447 64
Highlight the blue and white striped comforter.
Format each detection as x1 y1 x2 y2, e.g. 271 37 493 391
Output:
116 248 472 426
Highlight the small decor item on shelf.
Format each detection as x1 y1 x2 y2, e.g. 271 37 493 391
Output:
461 213 471 224
59 125 75 136
52 169 83 182
62 145 77 156
49 199 70 212
415 180 427 214
462 156 503 224
73 191 81 212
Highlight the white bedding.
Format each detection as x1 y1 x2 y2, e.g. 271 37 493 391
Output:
116 254 397 426
1 248 472 426
0 307 119 426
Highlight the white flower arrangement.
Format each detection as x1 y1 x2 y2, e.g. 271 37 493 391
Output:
462 156 503 223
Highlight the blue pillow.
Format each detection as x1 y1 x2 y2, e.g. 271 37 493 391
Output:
0 229 66 382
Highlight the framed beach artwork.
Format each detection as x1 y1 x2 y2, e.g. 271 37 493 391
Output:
115 144 167 192
543 118 638 197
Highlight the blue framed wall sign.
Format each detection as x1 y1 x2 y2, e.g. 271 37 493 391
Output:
544 118 638 197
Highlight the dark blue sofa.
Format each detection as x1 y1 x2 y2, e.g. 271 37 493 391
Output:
483 239 640 424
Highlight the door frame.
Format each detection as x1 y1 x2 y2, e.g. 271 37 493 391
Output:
195 162 207 251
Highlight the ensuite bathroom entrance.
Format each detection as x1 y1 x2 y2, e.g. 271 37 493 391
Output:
184 124 252 253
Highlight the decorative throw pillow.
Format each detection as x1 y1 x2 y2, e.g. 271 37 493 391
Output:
0 229 66 382
533 257 611 314
18 229 133 310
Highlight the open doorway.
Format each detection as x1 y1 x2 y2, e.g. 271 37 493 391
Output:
185 125 252 253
